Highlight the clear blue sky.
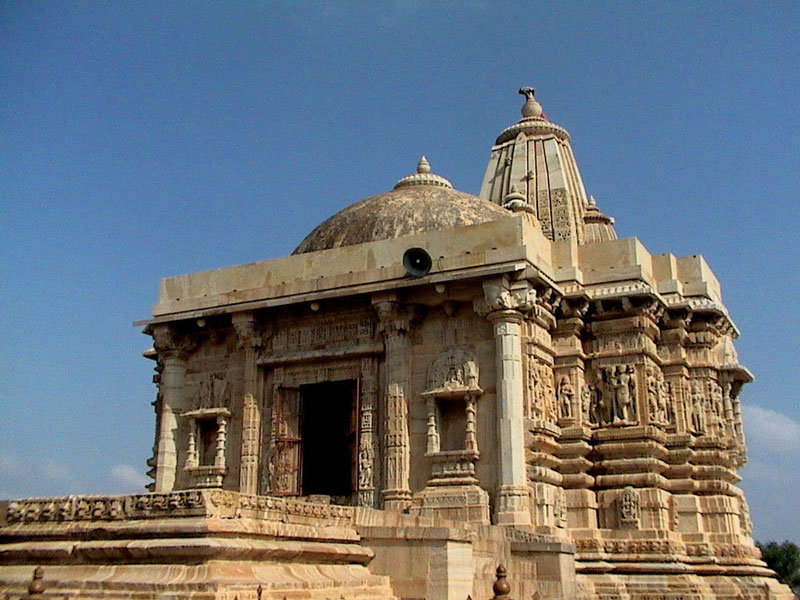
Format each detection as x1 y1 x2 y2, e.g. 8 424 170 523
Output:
1 2 798 541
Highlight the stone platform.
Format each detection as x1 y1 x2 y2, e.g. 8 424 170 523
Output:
1 490 793 600
0 490 394 600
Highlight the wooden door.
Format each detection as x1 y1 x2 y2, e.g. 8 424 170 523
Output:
271 385 301 495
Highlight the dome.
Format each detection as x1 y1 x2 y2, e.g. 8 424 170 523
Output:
293 157 510 254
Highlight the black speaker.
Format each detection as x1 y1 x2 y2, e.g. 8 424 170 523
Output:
402 247 432 277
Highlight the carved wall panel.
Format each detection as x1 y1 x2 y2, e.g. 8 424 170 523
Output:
526 360 557 423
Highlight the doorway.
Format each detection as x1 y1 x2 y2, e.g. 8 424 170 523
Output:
300 379 358 498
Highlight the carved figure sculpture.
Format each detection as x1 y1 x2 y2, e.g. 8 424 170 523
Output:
691 380 706 434
527 363 544 420
358 444 373 489
558 376 575 419
616 365 636 423
543 367 557 423
581 384 595 425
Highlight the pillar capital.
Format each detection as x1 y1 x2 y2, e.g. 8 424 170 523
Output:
373 296 418 336
148 323 195 359
232 311 267 350
474 277 536 318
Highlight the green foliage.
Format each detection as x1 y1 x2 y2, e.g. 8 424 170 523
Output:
758 541 800 593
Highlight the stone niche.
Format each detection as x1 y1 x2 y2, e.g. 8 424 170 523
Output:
413 348 491 524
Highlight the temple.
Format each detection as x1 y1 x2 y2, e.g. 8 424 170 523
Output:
0 89 792 600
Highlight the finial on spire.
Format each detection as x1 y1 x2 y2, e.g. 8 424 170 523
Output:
519 87 543 119
417 156 431 174
394 156 452 190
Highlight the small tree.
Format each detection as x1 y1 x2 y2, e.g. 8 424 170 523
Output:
758 541 800 593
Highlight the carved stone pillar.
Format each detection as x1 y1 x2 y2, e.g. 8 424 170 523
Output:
374 296 415 511
476 278 535 527
358 356 379 507
233 312 265 496
150 324 194 493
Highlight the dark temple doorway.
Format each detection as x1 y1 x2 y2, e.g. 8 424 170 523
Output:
300 379 358 498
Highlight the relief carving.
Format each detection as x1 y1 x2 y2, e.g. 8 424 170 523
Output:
196 373 228 410
619 486 641 529
527 361 557 423
427 348 480 391
273 316 374 351
582 384 600 426
150 324 196 356
597 365 637 426
557 376 575 420
690 380 706 434
476 279 536 316
646 366 668 425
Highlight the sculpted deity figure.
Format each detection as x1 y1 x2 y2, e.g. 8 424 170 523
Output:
647 369 660 422
358 444 374 489
646 367 668 424
690 380 706 433
617 365 636 423
619 486 641 528
602 366 635 424
581 384 597 425
558 376 575 419
527 362 544 420
543 367 558 423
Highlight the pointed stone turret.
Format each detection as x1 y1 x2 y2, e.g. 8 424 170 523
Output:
480 88 617 244
583 195 618 243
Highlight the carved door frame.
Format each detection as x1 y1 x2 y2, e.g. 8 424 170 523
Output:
262 357 379 507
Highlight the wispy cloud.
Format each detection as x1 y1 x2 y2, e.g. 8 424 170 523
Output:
740 404 800 543
742 405 800 457
0 453 82 498
110 464 149 491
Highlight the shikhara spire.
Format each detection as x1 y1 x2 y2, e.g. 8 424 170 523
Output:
480 88 616 244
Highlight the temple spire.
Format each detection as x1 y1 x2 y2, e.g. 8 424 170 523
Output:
479 88 616 244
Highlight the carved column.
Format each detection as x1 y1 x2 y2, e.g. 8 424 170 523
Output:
358 356 379 507
374 296 415 511
233 312 265 496
477 278 535 527
150 324 194 493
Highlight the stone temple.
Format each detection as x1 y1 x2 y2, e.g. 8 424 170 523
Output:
0 89 793 599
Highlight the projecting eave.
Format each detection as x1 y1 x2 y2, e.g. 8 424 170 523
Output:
135 213 557 326
545 236 740 334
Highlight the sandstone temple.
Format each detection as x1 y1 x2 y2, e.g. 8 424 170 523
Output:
1 89 792 599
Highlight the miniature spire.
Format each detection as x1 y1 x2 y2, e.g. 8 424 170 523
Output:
519 87 543 119
502 184 535 215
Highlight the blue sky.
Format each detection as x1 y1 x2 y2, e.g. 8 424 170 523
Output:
1 2 798 541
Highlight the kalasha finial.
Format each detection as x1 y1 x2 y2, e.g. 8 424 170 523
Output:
27 566 45 598
519 87 543 119
492 564 511 600
417 156 431 174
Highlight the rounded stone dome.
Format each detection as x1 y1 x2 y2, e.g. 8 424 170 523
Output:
293 158 510 254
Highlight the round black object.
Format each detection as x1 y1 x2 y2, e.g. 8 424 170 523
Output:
402 247 432 277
